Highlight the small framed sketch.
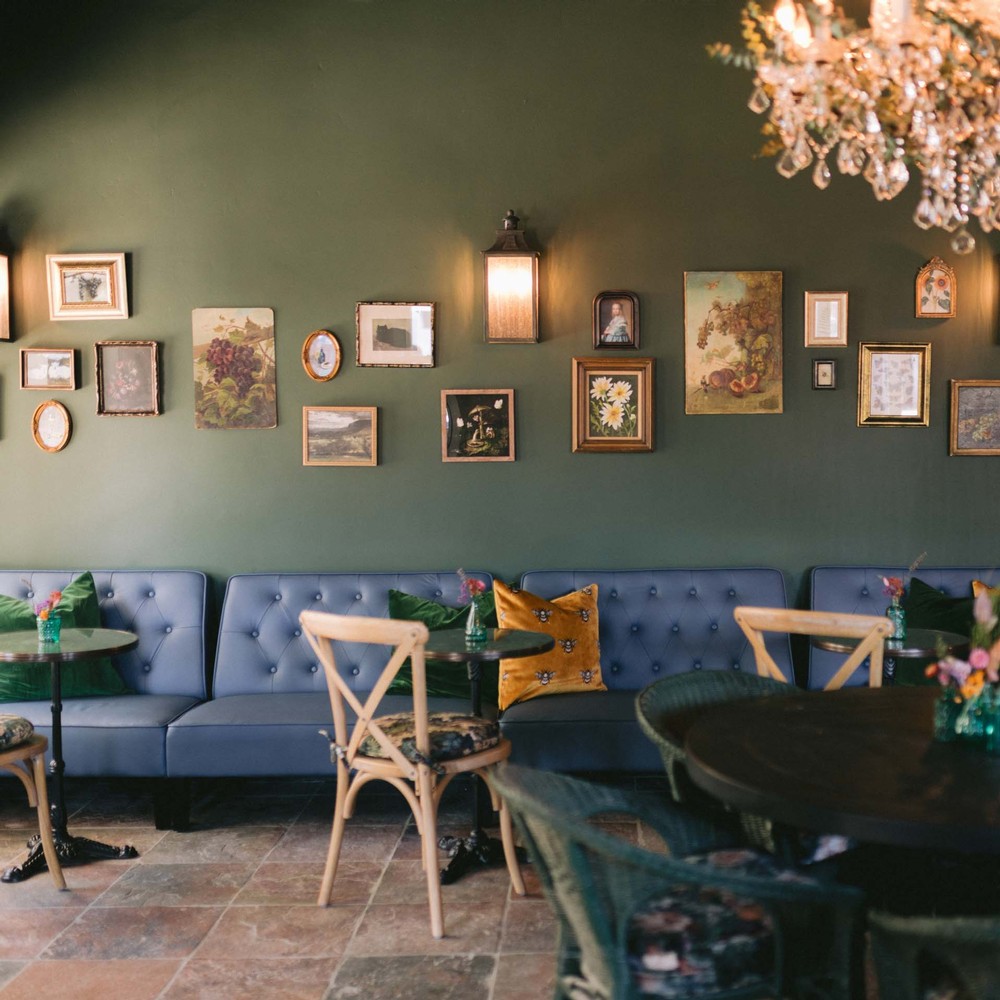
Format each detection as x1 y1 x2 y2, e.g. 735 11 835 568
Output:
441 389 515 462
95 340 160 416
356 301 434 367
593 290 639 349
46 253 128 321
572 356 654 453
804 291 848 347
949 379 1000 455
20 349 75 390
916 257 956 318
858 342 931 427
302 330 341 381
31 400 71 452
303 406 377 466
812 359 836 390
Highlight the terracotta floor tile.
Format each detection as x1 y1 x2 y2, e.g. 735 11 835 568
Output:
0 908 85 959
142 826 285 864
0 962 23 990
0 958 180 1000
500 899 558 953
347 898 505 956
41 905 224 960
374 858 513 907
0 859 126 909
163 957 338 1000
191 794 310 828
328 955 495 1000
96 863 255 907
272 822 401 864
492 951 558 1000
196 903 362 958
233 860 382 906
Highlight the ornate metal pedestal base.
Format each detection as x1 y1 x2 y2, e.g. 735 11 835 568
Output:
1 832 138 883
438 828 525 885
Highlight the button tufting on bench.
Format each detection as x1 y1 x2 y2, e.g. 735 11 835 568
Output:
649 587 657 596
107 591 114 598
251 630 259 638
711 623 719 631
310 665 318 673
689 588 697 596
355 593 363 601
293 629 301 637
610 590 618 598
631 624 639 633
144 664 152 672
351 666 360 676
315 594 322 601
269 666 277 674
148 591 155 598
274 594 282 601
693 661 702 670
729 589 736 597
652 663 661 672
861 587 869 596
733 662 741 670
671 625 680 633
165 626 172 633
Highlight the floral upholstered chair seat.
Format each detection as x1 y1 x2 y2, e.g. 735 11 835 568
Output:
358 712 500 765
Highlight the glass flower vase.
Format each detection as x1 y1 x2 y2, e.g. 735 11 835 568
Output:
36 614 61 644
885 597 906 641
465 599 487 644
933 690 962 743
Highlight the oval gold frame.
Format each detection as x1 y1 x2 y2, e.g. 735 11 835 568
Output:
31 400 71 452
302 330 341 382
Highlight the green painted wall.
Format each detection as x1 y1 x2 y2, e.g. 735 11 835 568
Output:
2 0 997 604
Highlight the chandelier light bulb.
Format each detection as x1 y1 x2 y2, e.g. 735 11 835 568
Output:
774 0 798 34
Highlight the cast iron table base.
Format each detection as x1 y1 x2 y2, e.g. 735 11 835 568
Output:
438 829 527 884
2 830 137 883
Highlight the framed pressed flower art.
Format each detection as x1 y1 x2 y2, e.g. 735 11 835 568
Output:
95 340 160 416
572 357 654 453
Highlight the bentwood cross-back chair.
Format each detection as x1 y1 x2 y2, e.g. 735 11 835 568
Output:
489 764 865 1000
734 606 895 690
299 610 524 938
0 717 66 889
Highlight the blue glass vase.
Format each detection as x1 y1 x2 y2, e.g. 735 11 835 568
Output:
885 598 906 641
36 614 61 644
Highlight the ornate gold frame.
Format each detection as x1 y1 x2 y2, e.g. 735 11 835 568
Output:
949 379 1000 456
915 257 956 319
857 343 930 427
572 356 654 453
302 330 341 382
31 400 71 452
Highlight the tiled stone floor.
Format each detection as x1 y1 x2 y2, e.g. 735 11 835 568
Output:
0 774 662 1000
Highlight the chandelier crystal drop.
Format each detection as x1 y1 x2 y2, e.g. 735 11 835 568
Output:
712 0 1000 253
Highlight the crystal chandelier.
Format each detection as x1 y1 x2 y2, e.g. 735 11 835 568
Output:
713 1 1000 253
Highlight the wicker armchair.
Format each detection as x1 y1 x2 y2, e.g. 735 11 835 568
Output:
489 764 865 1000
869 910 1000 1000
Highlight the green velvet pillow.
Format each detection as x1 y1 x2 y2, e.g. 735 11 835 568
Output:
902 577 974 636
386 589 499 702
0 573 130 701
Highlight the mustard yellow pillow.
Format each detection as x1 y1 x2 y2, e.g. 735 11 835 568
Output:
494 579 606 711
972 580 1000 600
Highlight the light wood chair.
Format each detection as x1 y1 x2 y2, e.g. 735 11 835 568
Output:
299 610 524 938
734 606 895 690
1 731 66 889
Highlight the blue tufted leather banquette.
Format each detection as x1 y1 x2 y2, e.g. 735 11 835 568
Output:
0 570 207 776
499 569 793 772
166 571 491 777
809 565 994 689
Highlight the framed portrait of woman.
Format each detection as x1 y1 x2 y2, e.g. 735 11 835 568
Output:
593 291 639 349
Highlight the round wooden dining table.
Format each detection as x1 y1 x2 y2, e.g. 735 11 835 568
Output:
684 685 1000 855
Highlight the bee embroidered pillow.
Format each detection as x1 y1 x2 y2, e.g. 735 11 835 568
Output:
493 579 606 711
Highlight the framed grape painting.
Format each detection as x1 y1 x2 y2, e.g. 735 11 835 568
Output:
192 307 276 429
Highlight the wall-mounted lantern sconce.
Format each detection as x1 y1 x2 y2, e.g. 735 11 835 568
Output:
482 210 539 343
0 255 9 340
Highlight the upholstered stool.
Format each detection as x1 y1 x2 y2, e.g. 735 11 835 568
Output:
0 716 66 890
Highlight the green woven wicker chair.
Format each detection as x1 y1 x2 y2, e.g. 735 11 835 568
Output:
489 763 865 1000
869 910 1000 1000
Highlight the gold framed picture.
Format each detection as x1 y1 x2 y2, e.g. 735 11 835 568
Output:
915 257 956 318
46 253 128 321
31 400 71 452
804 291 848 347
949 379 1000 456
20 349 75 390
858 343 930 427
303 406 377 466
572 356 654 453
302 330 341 382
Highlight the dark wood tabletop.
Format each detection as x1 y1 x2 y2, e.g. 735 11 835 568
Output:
684 686 1000 854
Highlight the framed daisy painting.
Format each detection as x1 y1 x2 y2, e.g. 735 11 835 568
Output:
571 357 654 453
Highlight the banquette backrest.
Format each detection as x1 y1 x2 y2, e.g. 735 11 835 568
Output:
212 571 490 697
0 570 207 698
518 568 794 687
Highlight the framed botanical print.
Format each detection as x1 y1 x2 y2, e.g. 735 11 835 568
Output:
46 253 128 321
857 343 930 427
303 406 377 466
441 389 515 462
593 291 639 349
95 340 160 416
915 257 956 318
949 379 1000 455
572 357 654 452
356 301 434 367
20 349 75 390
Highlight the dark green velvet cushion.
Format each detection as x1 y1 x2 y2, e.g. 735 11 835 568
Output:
0 573 130 701
386 589 499 702
902 577 974 636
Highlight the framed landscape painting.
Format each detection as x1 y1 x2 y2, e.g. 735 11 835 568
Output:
684 271 783 415
950 380 1000 455
571 357 653 453
441 389 515 462
192 307 276 429
303 406 377 466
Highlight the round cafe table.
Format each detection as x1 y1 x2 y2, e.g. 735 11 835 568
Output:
0 628 140 882
422 627 555 883
813 627 968 685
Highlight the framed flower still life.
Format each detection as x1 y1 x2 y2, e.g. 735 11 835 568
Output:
915 257 956 318
949 379 1000 456
857 343 930 427
441 389 515 462
593 291 639 349
95 340 160 416
572 357 653 453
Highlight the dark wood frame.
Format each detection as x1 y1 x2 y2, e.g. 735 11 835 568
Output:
592 290 639 349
